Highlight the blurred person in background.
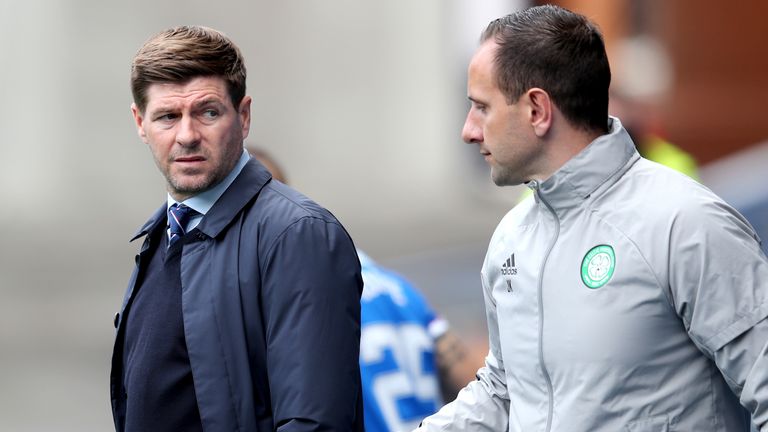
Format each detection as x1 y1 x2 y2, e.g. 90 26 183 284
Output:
417 5 768 431
248 146 479 432
110 26 364 432
608 33 700 182
609 90 699 181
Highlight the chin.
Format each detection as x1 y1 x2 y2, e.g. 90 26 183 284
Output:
491 166 526 187
169 176 215 197
491 173 514 187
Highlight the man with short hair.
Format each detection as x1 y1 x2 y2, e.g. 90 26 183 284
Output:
416 5 768 431
110 26 364 432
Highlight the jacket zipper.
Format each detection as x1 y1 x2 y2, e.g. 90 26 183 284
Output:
530 180 558 432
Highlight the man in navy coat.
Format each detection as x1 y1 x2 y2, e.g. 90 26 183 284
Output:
110 25 364 431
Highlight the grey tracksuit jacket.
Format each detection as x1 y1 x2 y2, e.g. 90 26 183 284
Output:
417 118 768 431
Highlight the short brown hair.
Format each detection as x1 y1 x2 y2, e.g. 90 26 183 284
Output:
482 5 610 133
130 25 247 113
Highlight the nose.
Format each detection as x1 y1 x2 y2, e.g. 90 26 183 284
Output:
461 110 482 144
176 116 201 147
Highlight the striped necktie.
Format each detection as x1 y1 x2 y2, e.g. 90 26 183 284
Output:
168 204 199 248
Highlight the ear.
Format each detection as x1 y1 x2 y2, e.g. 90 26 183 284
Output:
238 96 252 140
524 88 552 137
131 103 149 144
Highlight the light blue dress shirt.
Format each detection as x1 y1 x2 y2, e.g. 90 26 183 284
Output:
166 148 251 238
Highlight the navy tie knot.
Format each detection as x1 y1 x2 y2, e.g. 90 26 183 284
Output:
168 204 199 247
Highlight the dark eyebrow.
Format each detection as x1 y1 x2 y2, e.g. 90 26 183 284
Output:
149 104 177 115
468 96 485 105
148 97 226 117
194 98 226 109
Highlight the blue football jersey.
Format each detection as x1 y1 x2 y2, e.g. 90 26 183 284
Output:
358 251 447 432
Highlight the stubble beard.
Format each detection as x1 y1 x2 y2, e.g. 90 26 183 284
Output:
162 142 242 200
166 168 221 198
491 165 523 187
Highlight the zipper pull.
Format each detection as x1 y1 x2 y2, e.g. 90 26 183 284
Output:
527 180 540 203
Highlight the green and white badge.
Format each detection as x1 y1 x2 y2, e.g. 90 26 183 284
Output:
581 245 615 289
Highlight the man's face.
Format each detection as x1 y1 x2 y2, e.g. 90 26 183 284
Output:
462 41 540 186
132 76 251 201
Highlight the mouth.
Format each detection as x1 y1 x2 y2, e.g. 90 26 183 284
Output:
174 156 206 164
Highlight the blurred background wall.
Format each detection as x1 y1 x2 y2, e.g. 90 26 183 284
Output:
0 1 766 430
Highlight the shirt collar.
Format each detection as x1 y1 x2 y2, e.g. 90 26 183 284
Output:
167 148 251 215
532 117 639 213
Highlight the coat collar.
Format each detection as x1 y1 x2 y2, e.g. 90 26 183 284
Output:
533 117 639 213
130 159 273 242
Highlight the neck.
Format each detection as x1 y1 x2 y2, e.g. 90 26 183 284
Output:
537 122 604 181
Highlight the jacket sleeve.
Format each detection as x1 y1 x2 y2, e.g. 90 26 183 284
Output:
261 216 363 431
667 198 768 428
415 270 509 431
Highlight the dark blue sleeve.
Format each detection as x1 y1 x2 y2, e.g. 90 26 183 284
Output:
261 217 364 431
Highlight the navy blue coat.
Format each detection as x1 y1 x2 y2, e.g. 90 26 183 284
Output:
111 159 365 431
